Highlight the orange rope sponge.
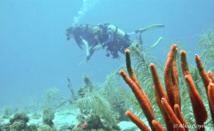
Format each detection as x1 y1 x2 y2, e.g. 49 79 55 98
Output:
174 104 188 131
120 44 212 131
152 120 164 131
126 110 150 131
120 70 155 130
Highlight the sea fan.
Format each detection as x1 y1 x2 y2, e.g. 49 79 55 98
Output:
197 27 214 71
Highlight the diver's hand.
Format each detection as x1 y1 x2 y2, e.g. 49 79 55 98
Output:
93 44 103 51
79 59 88 65
79 56 90 65
86 50 90 57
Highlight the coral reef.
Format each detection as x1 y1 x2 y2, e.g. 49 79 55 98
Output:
197 27 214 71
9 112 29 130
67 76 78 100
42 108 55 127
0 111 57 131
0 112 38 131
44 88 67 109
120 44 214 130
75 75 120 130
39 124 57 131
9 112 29 124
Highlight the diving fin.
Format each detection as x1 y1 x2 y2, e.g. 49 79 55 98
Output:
135 24 165 34
150 36 163 48
144 36 163 51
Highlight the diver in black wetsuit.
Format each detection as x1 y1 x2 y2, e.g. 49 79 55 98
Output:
66 23 133 61
66 24 101 63
66 23 164 62
96 23 165 59
94 23 133 59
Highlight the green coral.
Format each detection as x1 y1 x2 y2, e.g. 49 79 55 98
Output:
75 75 119 130
42 108 55 127
44 88 67 109
77 93 117 127
128 41 164 121
196 27 214 126
197 27 214 71
39 125 57 131
99 69 129 121
27 124 38 131
10 112 29 124
9 112 29 131
10 121 26 131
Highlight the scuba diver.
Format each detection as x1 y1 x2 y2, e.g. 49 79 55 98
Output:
94 23 165 59
66 24 102 64
66 23 132 61
94 23 132 59
66 23 164 63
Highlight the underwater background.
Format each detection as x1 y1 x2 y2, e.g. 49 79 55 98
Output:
0 0 214 130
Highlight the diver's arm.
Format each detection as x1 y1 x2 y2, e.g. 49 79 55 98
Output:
81 39 90 58
79 46 94 65
102 29 114 47
86 47 95 61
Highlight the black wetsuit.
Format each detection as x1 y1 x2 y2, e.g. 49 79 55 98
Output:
72 24 99 60
73 24 98 49
102 27 132 58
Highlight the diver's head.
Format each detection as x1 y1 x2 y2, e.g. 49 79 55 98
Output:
66 26 75 40
93 26 101 40
93 26 101 34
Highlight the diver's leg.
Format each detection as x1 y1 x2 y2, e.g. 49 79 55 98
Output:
112 51 119 59
119 40 132 54
136 32 143 45
105 46 111 57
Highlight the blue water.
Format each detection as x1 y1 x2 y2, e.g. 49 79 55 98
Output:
0 0 213 107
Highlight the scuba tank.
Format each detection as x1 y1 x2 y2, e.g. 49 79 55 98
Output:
107 25 126 38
